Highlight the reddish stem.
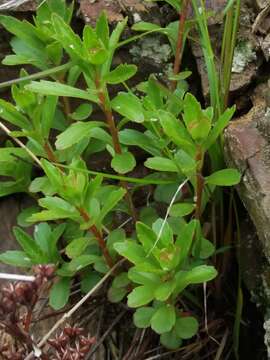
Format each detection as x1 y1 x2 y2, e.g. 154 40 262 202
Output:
78 207 114 268
44 141 58 163
95 80 122 154
171 0 190 90
95 77 137 222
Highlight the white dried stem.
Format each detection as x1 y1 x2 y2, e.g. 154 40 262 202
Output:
0 0 32 10
0 272 35 282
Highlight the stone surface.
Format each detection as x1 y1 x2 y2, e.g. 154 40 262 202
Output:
190 1 264 100
225 82 270 259
79 0 157 25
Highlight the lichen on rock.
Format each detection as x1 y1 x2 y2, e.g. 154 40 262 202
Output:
232 40 257 73
129 35 172 65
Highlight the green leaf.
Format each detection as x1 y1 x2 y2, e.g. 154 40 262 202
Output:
52 13 85 61
55 121 104 150
150 305 176 334
132 22 161 31
33 223 51 255
107 228 126 257
175 220 197 265
104 64 137 84
119 129 162 156
145 157 178 172
205 169 241 186
13 227 45 263
112 272 130 288
163 0 181 10
174 265 217 294
152 219 174 247
0 99 31 129
198 238 215 259
111 151 136 174
175 316 199 339
39 196 78 215
159 110 195 155
70 103 93 121
136 222 156 252
169 203 195 217
29 196 79 222
154 280 176 301
133 307 156 328
0 251 32 267
96 12 109 48
41 95 58 139
29 176 56 196
128 267 160 286
59 255 100 276
96 188 126 224
26 81 99 103
49 277 71 310
111 92 144 123
139 207 158 227
40 159 62 190
49 223 66 262
168 71 192 81
160 331 182 350
108 286 128 303
0 15 44 50
203 106 235 150
114 241 146 264
183 93 212 141
127 285 155 307
174 149 197 176
83 25 108 64
185 265 218 283
17 206 39 227
81 271 101 293
65 237 91 258
154 183 182 205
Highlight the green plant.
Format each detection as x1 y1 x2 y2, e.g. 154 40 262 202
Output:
0 0 241 352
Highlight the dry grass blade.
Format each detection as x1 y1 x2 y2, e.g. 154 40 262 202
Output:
214 328 229 360
24 259 125 360
0 0 31 10
86 310 126 359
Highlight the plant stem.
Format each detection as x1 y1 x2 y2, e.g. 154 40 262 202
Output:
78 207 114 268
44 141 58 163
96 87 122 154
0 62 72 89
171 0 190 90
95 76 137 222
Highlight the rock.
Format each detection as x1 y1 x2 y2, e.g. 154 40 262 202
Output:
224 82 270 357
79 0 157 25
225 82 270 259
190 1 262 100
